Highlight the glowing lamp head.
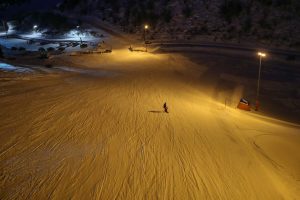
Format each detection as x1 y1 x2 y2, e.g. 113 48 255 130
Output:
258 52 266 57
33 25 38 29
144 25 149 30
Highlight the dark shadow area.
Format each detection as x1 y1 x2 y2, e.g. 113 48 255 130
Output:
148 110 164 113
181 51 300 124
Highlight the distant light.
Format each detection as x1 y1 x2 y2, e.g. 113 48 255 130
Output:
33 25 38 29
76 26 80 29
258 52 266 57
144 25 149 30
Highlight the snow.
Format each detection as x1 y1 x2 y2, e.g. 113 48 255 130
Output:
20 31 43 39
0 63 34 73
55 66 116 77
0 22 16 37
0 41 299 199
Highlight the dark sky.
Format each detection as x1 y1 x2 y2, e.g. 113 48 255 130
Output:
1 0 63 19
18 0 62 10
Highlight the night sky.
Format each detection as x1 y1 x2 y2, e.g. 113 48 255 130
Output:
21 0 62 10
1 0 62 18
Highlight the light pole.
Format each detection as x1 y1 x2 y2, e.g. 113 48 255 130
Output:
2 21 8 38
76 25 81 42
255 52 266 111
144 24 149 52
33 25 38 33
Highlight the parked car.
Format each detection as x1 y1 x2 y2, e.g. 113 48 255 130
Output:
47 47 55 52
80 43 88 48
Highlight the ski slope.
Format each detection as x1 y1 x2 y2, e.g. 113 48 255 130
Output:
0 50 299 199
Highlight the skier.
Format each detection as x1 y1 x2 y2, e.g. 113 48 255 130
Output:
163 102 169 113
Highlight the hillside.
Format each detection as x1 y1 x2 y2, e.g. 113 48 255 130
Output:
59 0 300 49
1 44 300 199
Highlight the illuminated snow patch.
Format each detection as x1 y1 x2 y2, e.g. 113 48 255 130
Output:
20 31 43 39
63 30 97 41
0 63 34 73
56 66 115 77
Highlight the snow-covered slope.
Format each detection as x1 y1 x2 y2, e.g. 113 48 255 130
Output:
0 48 299 199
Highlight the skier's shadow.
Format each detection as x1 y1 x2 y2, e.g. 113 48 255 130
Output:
148 110 164 114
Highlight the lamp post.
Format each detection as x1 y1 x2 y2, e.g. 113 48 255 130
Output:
76 25 81 41
144 24 149 52
255 52 266 111
2 21 8 38
33 25 38 33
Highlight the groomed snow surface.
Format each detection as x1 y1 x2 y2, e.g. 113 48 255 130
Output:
0 49 299 199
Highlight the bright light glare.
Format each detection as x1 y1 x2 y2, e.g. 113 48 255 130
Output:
33 25 38 29
144 25 149 29
258 52 266 57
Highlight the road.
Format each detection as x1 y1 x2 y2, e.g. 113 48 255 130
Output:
76 15 300 57
153 42 300 57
